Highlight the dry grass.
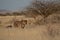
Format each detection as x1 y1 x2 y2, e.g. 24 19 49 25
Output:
0 0 60 40
0 14 60 40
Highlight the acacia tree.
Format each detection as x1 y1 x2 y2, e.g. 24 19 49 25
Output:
26 0 60 18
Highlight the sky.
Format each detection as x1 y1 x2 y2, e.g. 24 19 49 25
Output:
0 0 32 10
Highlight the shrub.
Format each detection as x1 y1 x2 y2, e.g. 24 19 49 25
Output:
26 0 60 18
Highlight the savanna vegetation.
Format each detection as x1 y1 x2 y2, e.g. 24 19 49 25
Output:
0 0 60 40
0 0 60 17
